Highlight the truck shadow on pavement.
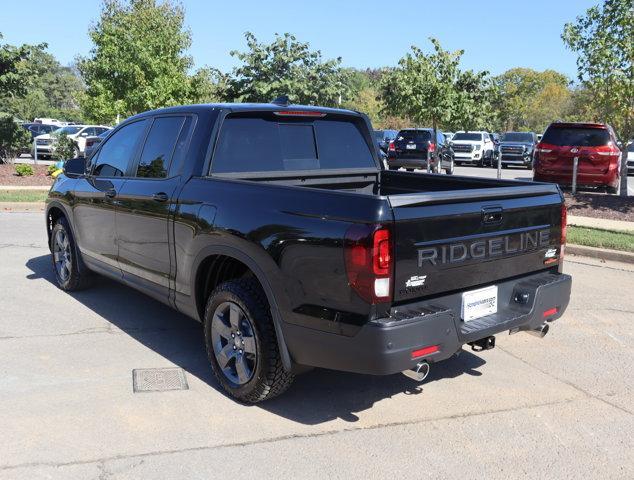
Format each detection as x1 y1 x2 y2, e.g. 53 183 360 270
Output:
26 254 486 425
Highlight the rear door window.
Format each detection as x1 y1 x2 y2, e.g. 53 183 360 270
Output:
542 127 610 146
135 116 185 178
211 115 375 173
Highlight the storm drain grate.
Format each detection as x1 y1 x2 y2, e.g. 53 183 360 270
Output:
132 368 189 393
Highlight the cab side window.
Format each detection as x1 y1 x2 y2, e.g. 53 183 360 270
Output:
135 116 186 179
93 120 148 177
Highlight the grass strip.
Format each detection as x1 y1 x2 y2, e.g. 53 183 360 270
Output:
568 225 634 253
0 189 48 202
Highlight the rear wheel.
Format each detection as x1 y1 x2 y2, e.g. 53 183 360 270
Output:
204 278 294 403
607 185 619 195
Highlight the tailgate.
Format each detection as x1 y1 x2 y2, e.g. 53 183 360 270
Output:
389 187 564 302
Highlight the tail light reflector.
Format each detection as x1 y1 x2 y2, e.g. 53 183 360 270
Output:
411 345 439 359
543 307 558 318
344 225 393 303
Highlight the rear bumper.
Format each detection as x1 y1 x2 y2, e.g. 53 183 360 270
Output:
534 169 618 188
454 152 481 162
284 271 572 375
501 154 532 165
388 157 433 169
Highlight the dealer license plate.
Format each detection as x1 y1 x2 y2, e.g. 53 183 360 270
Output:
461 285 498 321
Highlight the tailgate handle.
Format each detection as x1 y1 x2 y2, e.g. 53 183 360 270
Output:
482 207 503 225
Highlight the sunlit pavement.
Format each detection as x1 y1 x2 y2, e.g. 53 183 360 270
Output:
0 212 632 479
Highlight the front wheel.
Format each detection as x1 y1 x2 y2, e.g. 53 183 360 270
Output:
204 278 294 403
50 217 92 291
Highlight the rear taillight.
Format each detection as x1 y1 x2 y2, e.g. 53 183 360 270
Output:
388 141 395 152
561 203 567 245
428 141 436 153
559 203 567 272
344 225 393 303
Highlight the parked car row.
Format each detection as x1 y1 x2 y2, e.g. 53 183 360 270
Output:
375 120 626 194
31 125 112 159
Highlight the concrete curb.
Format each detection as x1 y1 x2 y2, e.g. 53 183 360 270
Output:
567 244 634 264
568 215 634 233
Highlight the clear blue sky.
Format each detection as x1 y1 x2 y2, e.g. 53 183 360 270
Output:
1 0 598 79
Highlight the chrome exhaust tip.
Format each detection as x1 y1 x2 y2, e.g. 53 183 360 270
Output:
526 323 549 338
402 361 430 382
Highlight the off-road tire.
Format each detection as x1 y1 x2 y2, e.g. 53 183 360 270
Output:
204 278 294 403
50 217 93 291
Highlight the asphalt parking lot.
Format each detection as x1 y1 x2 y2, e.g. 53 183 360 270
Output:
1 212 633 479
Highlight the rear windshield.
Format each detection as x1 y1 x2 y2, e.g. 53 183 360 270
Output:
501 132 534 143
541 126 610 146
396 130 431 143
211 115 375 173
452 132 482 141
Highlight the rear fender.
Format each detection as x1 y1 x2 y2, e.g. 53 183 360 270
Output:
191 244 293 372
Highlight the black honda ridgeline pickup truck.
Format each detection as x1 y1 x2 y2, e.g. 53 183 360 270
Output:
46 102 571 403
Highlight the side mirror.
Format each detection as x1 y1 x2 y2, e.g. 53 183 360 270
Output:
63 157 87 177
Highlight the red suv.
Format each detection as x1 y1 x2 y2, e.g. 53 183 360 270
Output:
533 122 621 194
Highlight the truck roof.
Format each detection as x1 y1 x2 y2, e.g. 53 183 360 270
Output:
126 103 361 122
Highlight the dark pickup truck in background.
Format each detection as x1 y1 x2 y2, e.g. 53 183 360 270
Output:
499 131 538 169
46 102 571 403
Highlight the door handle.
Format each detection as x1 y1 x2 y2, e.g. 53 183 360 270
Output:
152 192 169 202
105 188 117 198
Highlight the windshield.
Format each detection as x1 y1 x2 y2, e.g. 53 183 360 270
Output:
541 127 610 147
54 126 82 135
452 133 482 141
396 130 431 143
501 132 533 143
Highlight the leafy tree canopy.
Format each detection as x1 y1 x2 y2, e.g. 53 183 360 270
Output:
380 38 494 133
2 49 85 123
493 68 571 133
225 32 350 106
78 0 213 123
562 0 633 142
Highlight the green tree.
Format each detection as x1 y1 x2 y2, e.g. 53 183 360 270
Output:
3 49 85 122
493 68 571 133
0 33 44 101
225 32 350 106
0 34 42 162
78 0 213 123
380 38 494 168
0 113 30 162
562 0 634 195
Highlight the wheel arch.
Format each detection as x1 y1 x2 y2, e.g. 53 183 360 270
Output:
45 201 73 247
191 245 293 372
